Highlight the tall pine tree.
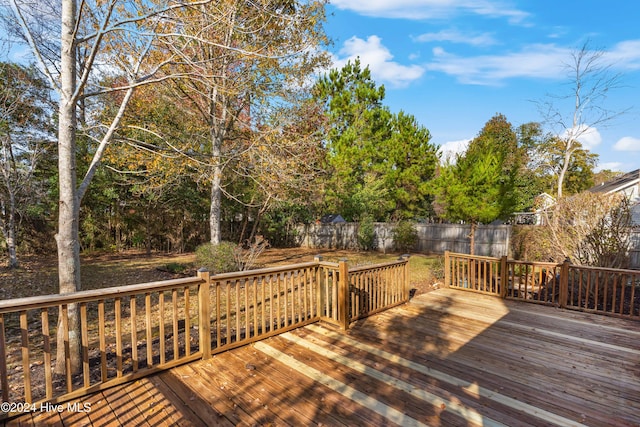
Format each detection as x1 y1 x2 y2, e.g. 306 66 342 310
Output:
434 114 522 254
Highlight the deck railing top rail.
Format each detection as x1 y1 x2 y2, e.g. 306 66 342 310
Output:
210 261 324 280
348 258 408 273
0 276 203 313
508 259 560 267
446 253 500 262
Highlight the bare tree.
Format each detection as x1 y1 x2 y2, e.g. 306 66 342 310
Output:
538 40 627 199
523 192 633 269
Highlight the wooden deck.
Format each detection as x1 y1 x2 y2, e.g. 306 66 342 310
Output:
4 288 640 426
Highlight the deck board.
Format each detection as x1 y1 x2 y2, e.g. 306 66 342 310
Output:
3 288 639 426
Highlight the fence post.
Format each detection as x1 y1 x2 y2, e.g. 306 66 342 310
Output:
500 256 508 298
559 258 570 309
197 269 211 359
338 260 349 330
444 251 450 288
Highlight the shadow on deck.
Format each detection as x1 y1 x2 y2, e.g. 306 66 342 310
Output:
5 288 640 426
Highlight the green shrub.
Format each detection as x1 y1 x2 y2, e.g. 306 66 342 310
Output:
392 220 417 252
164 262 188 274
195 241 239 273
357 214 376 251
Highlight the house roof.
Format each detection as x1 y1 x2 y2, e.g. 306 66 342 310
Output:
319 214 346 224
589 169 640 195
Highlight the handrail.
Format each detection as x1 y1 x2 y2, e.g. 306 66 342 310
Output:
348 258 408 273
209 261 323 280
0 277 202 313
568 264 640 275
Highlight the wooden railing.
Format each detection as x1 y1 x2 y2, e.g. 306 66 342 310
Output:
504 260 562 305
444 251 640 319
349 259 410 322
566 264 640 316
0 257 409 418
0 275 205 411
445 252 503 296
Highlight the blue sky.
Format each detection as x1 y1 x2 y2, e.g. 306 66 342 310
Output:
323 0 640 172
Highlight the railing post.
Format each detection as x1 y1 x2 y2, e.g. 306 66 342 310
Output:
500 256 508 298
559 258 570 309
197 268 211 359
402 254 411 301
314 256 324 319
338 260 349 330
444 251 450 288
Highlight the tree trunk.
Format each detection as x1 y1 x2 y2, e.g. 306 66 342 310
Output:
145 209 152 255
55 0 81 375
556 141 573 199
1 136 19 268
469 221 477 256
6 190 18 269
209 135 223 245
238 208 250 244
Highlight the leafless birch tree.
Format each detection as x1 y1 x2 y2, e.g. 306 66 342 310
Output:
538 41 627 199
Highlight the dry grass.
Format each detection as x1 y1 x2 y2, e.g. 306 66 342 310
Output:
0 248 442 299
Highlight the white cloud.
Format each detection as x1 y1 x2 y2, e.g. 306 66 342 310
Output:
595 162 624 173
606 40 640 71
426 44 569 85
438 138 471 163
414 29 498 47
562 125 602 150
332 36 425 88
330 0 529 24
420 38 640 86
613 136 640 151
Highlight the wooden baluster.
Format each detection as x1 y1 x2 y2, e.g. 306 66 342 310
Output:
131 295 139 371
145 293 153 368
80 303 90 387
261 275 267 333
115 297 122 377
98 301 107 382
171 290 178 359
197 269 211 359
61 305 72 394
216 282 222 349
184 287 191 356
159 292 166 364
41 309 52 399
20 310 31 402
